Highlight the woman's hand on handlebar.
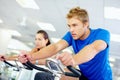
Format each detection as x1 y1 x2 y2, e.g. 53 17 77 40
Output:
18 50 32 63
56 52 76 66
0 55 5 61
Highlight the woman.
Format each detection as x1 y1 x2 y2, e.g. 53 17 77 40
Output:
0 30 51 65
28 30 51 65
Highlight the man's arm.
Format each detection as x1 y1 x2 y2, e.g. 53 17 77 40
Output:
31 40 69 60
73 40 107 65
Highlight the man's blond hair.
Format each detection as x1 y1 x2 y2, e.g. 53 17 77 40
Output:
67 7 89 24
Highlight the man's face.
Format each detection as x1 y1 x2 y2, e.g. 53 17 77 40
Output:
67 17 88 40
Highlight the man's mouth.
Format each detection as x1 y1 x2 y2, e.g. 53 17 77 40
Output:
72 34 76 37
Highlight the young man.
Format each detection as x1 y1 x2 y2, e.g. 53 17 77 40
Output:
19 7 112 80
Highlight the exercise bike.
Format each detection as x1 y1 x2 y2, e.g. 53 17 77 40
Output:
24 58 81 80
1 56 34 80
1 57 81 80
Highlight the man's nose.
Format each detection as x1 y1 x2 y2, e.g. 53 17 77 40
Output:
70 27 74 32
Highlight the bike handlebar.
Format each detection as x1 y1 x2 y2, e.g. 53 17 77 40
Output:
1 56 32 70
22 63 33 70
66 66 81 77
1 56 15 67
25 61 81 78
26 61 52 73
1 56 81 77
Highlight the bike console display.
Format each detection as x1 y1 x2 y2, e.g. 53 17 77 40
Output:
46 58 64 74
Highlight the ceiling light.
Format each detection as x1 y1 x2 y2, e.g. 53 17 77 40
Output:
0 29 22 37
8 39 31 51
20 17 27 26
104 7 120 20
0 19 3 23
111 33 120 42
37 22 56 32
16 0 39 10
8 30 22 37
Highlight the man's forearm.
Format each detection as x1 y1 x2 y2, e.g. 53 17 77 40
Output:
31 44 58 60
73 45 98 65
73 40 106 65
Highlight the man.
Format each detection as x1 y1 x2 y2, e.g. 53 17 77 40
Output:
19 7 112 80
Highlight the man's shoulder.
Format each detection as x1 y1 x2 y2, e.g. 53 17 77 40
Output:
91 28 110 33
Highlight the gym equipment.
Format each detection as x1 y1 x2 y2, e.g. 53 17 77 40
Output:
1 56 33 80
25 58 81 80
1 56 81 80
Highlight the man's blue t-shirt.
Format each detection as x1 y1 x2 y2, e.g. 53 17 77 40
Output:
62 28 112 80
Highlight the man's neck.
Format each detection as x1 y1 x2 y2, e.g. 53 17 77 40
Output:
80 28 90 40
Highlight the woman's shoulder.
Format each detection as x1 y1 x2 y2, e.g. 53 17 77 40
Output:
30 48 38 53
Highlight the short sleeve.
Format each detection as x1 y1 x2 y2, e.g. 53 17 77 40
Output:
62 32 72 46
95 29 110 46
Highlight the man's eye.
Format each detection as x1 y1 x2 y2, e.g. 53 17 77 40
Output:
73 24 77 27
38 39 42 40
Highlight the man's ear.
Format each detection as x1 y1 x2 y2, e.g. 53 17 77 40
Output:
84 22 89 28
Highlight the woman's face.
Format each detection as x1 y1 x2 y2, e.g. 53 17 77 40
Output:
35 33 48 49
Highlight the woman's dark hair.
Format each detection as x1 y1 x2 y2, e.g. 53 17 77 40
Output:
37 30 51 46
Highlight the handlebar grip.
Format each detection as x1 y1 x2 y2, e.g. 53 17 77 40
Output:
1 56 4 59
22 63 33 70
67 66 81 77
4 60 16 67
64 72 80 77
26 61 52 73
1 56 15 67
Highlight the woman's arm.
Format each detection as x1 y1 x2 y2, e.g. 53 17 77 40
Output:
5 55 18 61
